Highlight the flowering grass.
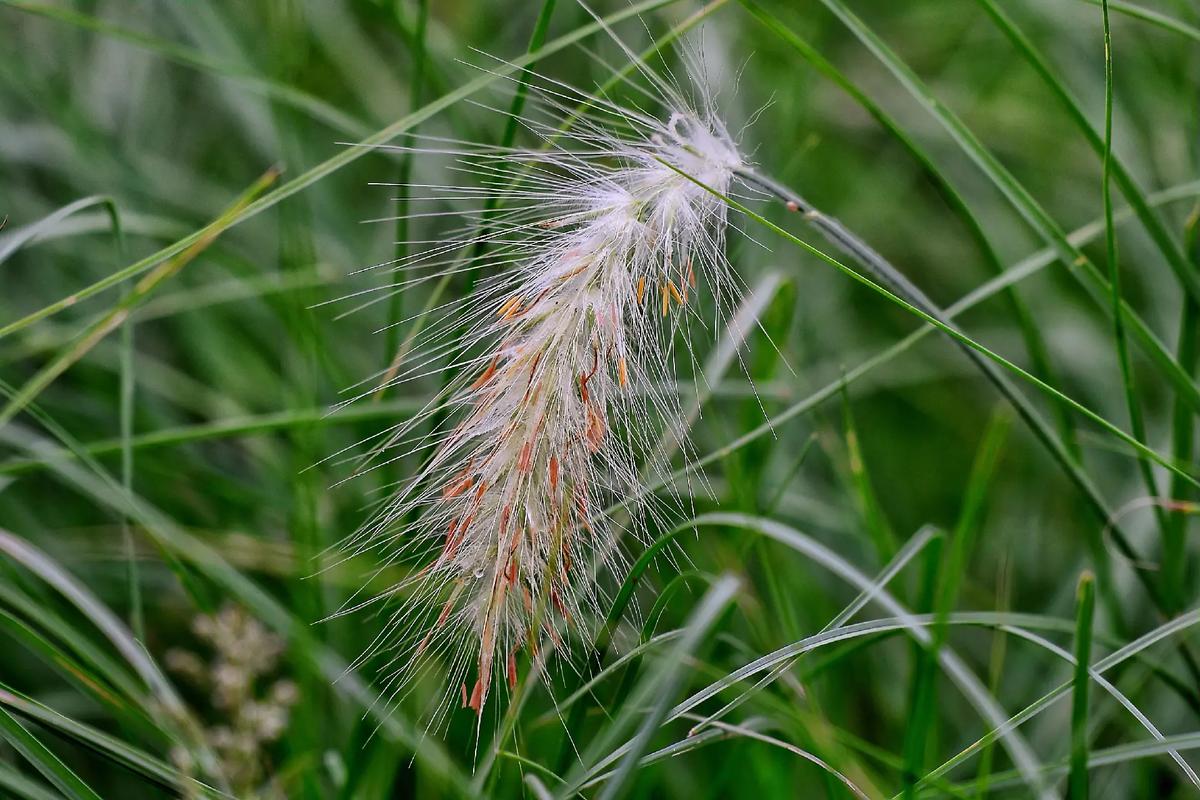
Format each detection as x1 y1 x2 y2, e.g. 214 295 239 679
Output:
2 1 1200 798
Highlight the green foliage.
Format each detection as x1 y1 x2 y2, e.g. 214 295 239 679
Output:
2 0 1200 797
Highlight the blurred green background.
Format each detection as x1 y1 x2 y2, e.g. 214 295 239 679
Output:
2 0 1200 797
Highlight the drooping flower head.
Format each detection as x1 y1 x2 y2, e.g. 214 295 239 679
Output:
335 29 748 726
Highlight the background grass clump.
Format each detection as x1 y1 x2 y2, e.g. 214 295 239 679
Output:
2 0 1200 797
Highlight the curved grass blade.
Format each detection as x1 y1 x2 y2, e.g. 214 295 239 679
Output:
1078 0 1200 41
686 527 940 745
0 0 372 138
0 606 160 741
975 0 1200 308
606 180 1200 523
919 607 1200 790
992 624 1199 789
0 530 224 784
738 0 1077 455
559 575 740 800
0 422 473 796
0 685 229 800
0 0 686 342
668 513 1054 799
1070 574 1096 799
0 582 147 707
0 531 190 720
0 761 62 800
0 196 120 266
0 168 279 432
807 0 1200 420
578 722 760 793
0 705 103 800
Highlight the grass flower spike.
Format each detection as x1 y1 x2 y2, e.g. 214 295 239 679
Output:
341 49 748 723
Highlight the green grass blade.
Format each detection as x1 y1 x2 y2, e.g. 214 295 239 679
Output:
606 180 1200 521
0 761 63 800
738 0 1078 456
561 575 740 799
0 685 227 799
0 0 684 342
840 391 897 560
1167 209 1200 608
901 533 944 799
0 196 119 266
0 0 372 138
1098 0 1164 539
809 0 1200 419
944 412 1011 617
1070 573 1096 800
0 169 279 432
1078 0 1200 44
975 0 1200 304
0 705 103 800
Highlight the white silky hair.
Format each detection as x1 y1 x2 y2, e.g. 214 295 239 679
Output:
330 24 752 729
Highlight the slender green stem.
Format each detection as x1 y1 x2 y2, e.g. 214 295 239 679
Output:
0 169 280 433
975 0 1200 310
1069 573 1096 800
814 0 1200 422
113 210 142 641
734 166 1144 619
1167 206 1200 609
0 0 683 343
1099 0 1168 556
384 0 430 375
738 0 1079 458
733 166 1200 698
902 534 945 799
1077 0 1200 44
464 0 558 296
0 706 103 800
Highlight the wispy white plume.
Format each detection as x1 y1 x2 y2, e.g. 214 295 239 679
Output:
333 30 750 726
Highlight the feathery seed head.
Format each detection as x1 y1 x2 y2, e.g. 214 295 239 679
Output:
337 36 748 727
